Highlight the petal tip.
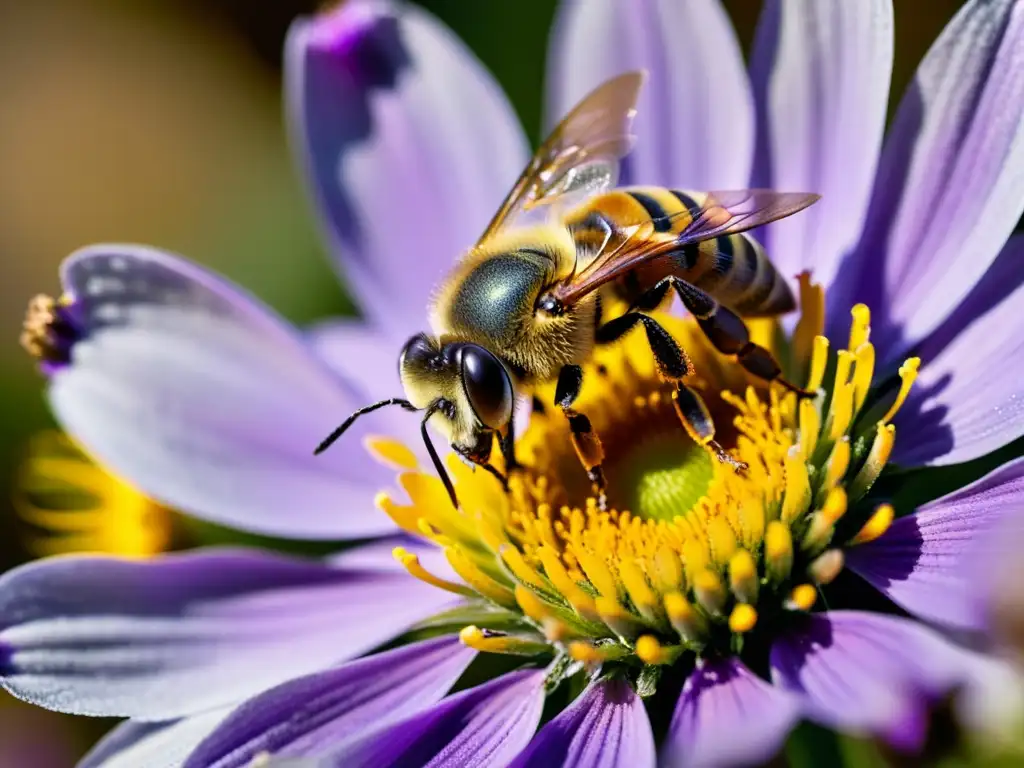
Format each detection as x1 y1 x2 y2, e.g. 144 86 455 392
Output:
302 1 408 89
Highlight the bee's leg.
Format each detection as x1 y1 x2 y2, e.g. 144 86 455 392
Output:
499 414 520 473
659 277 812 396
554 364 608 510
596 312 743 469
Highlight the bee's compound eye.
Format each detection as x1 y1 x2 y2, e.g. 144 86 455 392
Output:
459 345 513 429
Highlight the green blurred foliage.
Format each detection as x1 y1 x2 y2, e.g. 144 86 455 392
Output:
5 0 1017 765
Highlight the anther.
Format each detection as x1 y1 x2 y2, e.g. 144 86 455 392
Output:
881 358 920 424
393 547 476 598
808 549 845 585
728 604 758 634
798 397 821 459
791 274 825 376
459 626 551 656
781 448 811 525
851 343 876 415
848 304 871 351
850 503 895 546
806 336 830 393
664 592 708 646
635 635 683 665
819 437 851 499
848 424 895 502
765 521 793 585
693 569 726 616
786 584 817 611
728 549 759 604
617 558 665 625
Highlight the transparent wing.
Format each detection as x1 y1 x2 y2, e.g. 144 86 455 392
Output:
478 71 645 242
550 189 820 306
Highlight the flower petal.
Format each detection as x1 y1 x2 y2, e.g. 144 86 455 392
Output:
847 458 1024 630
509 677 655 768
771 611 977 750
892 235 1024 466
79 710 232 768
333 668 544 768
852 0 1024 355
750 0 893 288
185 636 475 767
547 0 753 189
47 245 403 540
0 546 451 720
286 0 528 340
662 657 800 768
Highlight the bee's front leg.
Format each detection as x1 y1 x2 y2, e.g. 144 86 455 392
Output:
554 364 608 511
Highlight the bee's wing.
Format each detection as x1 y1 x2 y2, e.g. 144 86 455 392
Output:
477 71 645 242
550 189 820 306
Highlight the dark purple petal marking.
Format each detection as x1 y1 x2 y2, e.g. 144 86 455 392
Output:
330 668 544 768
848 0 1024 356
771 611 979 750
185 636 476 768
663 656 801 768
750 0 893 291
509 677 655 768
847 458 1024 629
286 0 528 341
0 546 453 720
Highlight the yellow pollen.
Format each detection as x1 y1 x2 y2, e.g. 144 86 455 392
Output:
364 436 419 470
458 626 550 656
881 357 921 424
729 604 758 634
568 641 603 664
788 584 818 611
393 547 475 598
850 503 895 546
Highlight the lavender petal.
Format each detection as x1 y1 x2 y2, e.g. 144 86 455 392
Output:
663 656 801 768
184 635 475 767
847 457 1024 629
0 545 451 720
509 677 655 768
332 668 545 768
852 0 1024 357
286 0 528 342
547 0 753 189
750 0 893 289
771 611 977 750
48 245 400 540
892 235 1024 466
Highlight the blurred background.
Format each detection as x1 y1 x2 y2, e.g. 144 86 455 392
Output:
0 0 974 764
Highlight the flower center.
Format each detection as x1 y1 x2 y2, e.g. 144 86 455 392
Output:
372 276 915 684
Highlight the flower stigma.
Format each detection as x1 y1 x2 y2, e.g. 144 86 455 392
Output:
373 275 915 693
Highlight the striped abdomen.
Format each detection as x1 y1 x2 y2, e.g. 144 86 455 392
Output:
565 186 795 317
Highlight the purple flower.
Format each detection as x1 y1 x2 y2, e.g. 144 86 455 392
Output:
8 0 1024 766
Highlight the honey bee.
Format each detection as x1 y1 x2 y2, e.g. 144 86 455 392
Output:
316 72 819 508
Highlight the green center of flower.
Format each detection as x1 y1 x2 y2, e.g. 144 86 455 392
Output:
371 279 915 692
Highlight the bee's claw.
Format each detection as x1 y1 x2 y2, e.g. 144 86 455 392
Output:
709 441 747 473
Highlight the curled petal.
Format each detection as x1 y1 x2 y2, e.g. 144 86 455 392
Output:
547 0 753 189
286 0 528 340
509 677 655 768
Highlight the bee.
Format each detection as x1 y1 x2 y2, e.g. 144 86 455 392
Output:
316 72 819 509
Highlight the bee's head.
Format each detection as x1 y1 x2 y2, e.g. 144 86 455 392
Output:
399 333 514 464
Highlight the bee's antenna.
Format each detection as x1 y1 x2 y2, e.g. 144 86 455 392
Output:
314 397 418 455
421 400 460 511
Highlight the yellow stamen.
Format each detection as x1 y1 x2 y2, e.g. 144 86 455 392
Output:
635 635 683 666
809 549 845 585
595 596 647 639
827 380 855 441
536 546 599 620
798 397 821 459
393 547 475 598
445 547 517 609
693 569 726 616
881 358 921 424
514 584 550 624
459 626 550 656
781 449 811 525
852 343 876 414
765 521 794 584
500 545 550 594
821 437 851 495
821 487 848 525
806 335 830 393
707 517 738 566
652 545 684 594
848 304 871 351
568 641 603 664
787 584 817 611
364 436 418 470
850 503 895 546
849 424 895 501
792 273 825 378
617 558 664 624
575 549 620 600
728 549 759 604
664 592 707 645
728 604 758 634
